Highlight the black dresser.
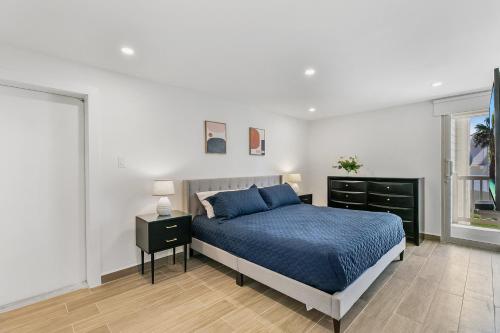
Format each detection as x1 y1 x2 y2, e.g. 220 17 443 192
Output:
328 177 424 245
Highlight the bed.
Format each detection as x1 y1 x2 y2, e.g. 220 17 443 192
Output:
184 176 405 332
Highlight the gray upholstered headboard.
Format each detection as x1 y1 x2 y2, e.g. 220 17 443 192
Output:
183 175 282 216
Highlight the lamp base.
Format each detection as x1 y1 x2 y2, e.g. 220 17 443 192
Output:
157 196 172 216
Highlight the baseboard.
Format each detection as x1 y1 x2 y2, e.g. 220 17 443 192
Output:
423 233 441 241
446 237 500 251
0 283 87 313
101 264 142 284
101 250 182 284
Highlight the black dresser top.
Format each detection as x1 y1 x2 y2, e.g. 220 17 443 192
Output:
329 176 424 181
137 210 191 223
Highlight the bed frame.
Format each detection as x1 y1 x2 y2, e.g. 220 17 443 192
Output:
184 176 405 332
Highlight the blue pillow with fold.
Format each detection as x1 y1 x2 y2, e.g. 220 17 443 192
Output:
258 183 301 209
207 184 269 219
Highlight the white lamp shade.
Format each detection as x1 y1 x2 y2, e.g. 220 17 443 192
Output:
153 180 175 196
286 173 302 183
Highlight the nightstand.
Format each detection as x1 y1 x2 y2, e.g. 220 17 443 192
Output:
298 194 313 204
136 210 192 284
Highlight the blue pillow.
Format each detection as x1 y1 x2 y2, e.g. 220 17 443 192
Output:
258 183 301 209
207 185 269 219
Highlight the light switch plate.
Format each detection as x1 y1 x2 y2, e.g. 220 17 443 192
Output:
117 156 126 168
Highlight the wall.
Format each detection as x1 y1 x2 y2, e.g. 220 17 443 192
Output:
306 102 442 236
0 45 308 276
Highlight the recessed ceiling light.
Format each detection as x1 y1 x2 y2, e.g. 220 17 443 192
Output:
432 81 443 87
121 47 135 55
304 68 316 77
308 107 316 113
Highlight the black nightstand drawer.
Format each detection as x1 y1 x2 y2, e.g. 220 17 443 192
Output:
150 235 189 252
331 180 367 192
368 193 413 208
331 190 366 204
298 194 313 204
150 218 189 236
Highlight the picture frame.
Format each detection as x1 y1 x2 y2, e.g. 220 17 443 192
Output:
205 121 227 154
249 127 265 156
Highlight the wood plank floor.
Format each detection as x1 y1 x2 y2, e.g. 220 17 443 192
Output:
1 241 500 332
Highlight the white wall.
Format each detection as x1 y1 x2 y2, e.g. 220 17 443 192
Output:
306 102 442 236
0 45 308 276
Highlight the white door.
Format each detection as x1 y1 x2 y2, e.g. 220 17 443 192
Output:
0 85 85 307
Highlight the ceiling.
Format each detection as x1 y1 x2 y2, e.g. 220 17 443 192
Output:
0 0 499 119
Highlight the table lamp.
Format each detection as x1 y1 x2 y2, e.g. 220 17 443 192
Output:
153 180 175 215
285 173 302 193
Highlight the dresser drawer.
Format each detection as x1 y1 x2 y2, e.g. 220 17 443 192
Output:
368 182 414 196
368 204 414 221
331 190 366 203
368 193 414 208
330 200 366 210
331 180 367 192
149 219 191 251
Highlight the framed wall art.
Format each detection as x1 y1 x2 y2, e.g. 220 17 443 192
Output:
249 127 265 156
205 121 227 154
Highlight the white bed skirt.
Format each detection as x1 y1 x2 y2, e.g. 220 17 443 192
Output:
191 237 406 320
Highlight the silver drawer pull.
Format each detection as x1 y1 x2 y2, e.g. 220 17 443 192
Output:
165 238 177 243
386 198 390 201
386 186 390 190
345 184 349 187
345 194 349 198
387 210 390 213
165 224 177 229
346 205 349 208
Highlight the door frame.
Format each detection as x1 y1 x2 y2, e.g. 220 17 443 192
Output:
0 74 102 288
441 114 500 250
441 115 452 243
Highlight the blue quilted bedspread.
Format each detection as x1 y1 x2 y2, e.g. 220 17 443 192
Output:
192 204 404 293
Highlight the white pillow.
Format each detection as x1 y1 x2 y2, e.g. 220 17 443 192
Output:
196 187 252 219
196 189 238 218
196 190 219 218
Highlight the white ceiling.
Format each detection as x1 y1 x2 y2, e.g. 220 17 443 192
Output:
0 0 499 119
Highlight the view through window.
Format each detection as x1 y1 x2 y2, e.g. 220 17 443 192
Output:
453 114 499 229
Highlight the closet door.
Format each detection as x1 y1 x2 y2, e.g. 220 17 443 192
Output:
0 85 85 307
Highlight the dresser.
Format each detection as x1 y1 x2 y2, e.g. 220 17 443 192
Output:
136 211 192 284
328 177 424 245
